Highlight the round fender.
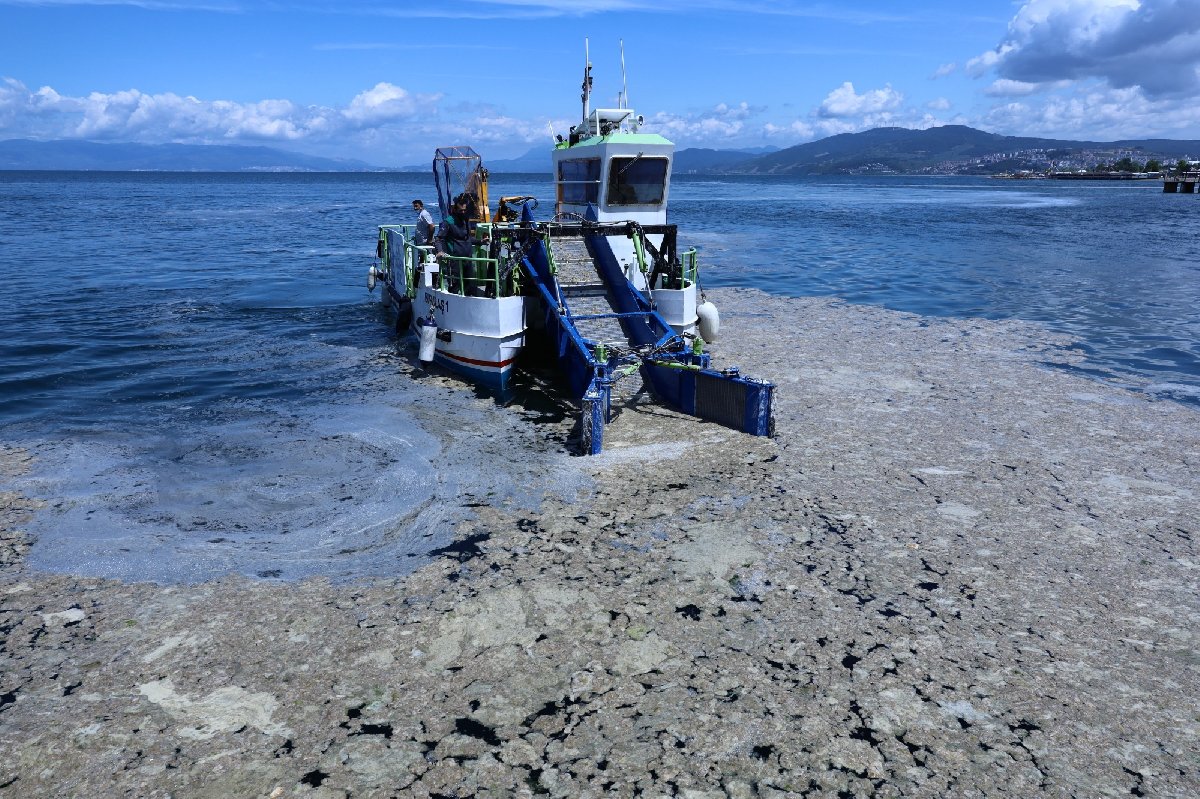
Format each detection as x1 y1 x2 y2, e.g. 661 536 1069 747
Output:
418 319 438 363
697 301 720 343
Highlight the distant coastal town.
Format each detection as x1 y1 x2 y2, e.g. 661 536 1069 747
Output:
975 153 1198 180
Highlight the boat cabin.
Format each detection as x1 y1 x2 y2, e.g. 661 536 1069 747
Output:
552 108 674 228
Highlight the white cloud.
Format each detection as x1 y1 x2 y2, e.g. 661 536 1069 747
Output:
972 0 1200 98
645 101 762 145
966 43 1016 76
984 78 1043 96
77 88 312 141
763 119 816 140
712 102 753 120
818 82 903 117
761 111 948 143
343 83 423 125
761 86 948 145
981 83 1200 139
932 63 958 79
0 79 445 146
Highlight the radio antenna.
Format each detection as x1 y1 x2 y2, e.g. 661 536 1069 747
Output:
619 39 629 110
581 38 592 125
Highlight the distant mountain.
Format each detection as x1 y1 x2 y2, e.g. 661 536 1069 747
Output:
485 147 553 173
395 147 554 173
485 144 782 174
727 125 1200 175
0 140 378 172
674 148 757 173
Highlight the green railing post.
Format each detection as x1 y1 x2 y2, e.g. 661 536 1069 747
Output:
545 232 560 277
632 229 649 276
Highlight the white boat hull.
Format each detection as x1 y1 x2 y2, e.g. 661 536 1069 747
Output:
389 279 528 392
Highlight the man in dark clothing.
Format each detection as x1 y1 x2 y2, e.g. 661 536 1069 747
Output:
436 196 475 293
437 196 473 259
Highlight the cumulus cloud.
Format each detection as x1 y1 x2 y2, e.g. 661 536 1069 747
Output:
0 79 442 146
762 119 817 141
759 83 948 145
643 97 920 149
646 101 761 145
343 83 420 125
932 63 958 79
966 44 1015 76
984 78 1043 96
712 102 754 120
818 82 904 118
981 82 1200 138
972 0 1200 98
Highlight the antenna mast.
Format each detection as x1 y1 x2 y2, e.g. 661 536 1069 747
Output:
619 39 629 110
581 39 592 126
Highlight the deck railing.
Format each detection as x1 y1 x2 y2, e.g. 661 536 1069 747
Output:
383 220 698 297
432 253 510 297
381 223 524 298
681 248 698 288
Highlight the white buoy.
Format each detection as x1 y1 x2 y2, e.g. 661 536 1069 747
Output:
367 266 377 291
697 301 720 343
418 319 438 363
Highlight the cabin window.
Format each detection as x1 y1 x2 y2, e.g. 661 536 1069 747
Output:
558 159 601 204
606 156 668 206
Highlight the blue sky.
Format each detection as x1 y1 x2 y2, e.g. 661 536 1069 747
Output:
2 0 1199 165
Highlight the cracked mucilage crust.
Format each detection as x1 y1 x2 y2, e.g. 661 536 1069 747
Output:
1 292 1197 798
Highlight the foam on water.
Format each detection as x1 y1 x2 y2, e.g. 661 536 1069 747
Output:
11 373 583 584
13 386 423 582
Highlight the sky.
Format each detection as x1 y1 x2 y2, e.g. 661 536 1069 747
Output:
2 0 1200 166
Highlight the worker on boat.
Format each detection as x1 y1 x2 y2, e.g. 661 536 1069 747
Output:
436 195 474 294
411 199 435 246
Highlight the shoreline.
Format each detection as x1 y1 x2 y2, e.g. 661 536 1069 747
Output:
2 291 1198 797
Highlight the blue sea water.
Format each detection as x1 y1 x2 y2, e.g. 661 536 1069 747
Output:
1 171 1197 582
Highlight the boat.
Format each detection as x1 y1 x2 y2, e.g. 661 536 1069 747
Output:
369 52 774 454
373 145 529 392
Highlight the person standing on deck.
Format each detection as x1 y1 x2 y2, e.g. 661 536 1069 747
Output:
436 195 475 292
436 196 473 258
412 200 435 246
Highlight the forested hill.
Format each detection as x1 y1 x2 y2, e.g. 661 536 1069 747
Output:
722 125 1200 175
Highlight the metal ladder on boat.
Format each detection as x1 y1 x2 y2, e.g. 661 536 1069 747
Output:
522 222 775 455
547 238 647 403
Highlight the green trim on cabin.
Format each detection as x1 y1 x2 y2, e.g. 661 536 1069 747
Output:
568 133 673 148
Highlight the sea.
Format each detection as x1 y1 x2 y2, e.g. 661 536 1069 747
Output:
2 171 1197 583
